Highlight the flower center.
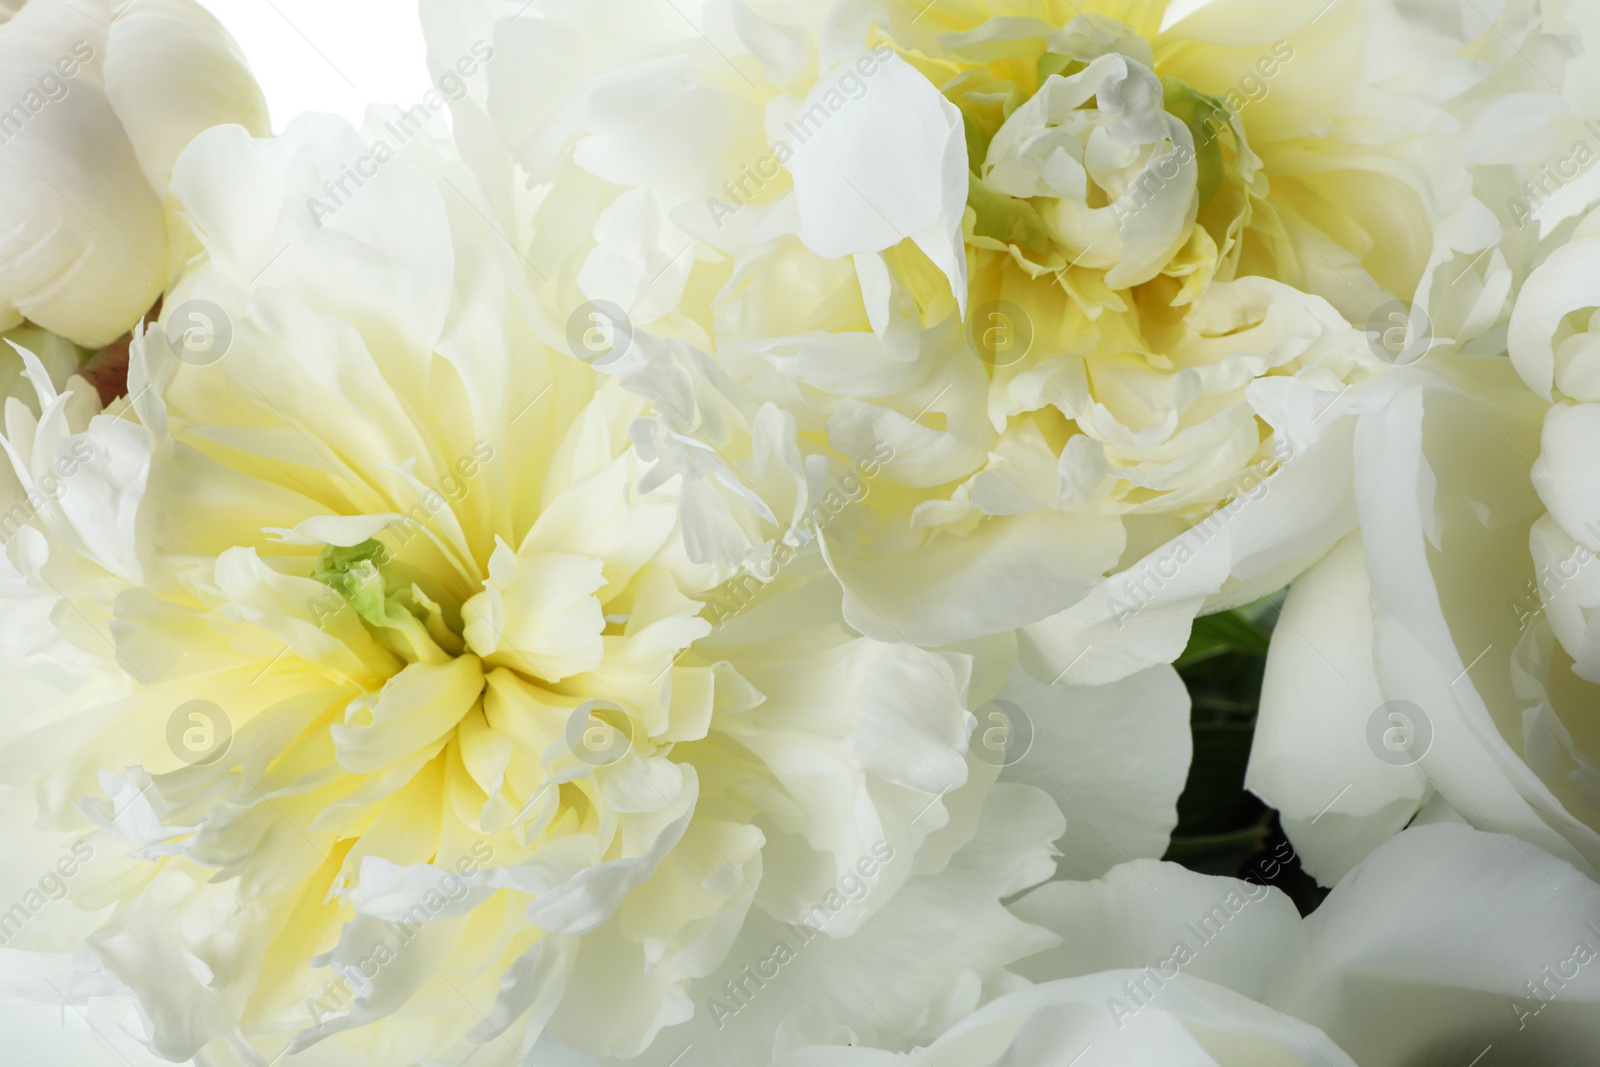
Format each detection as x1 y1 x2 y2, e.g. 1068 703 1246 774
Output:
312 538 465 666
952 27 1256 308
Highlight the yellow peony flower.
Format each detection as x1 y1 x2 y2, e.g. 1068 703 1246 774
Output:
0 109 1192 1067
423 0 1565 675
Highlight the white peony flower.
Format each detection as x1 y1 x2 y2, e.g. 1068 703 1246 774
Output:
417 0 1566 686
0 107 1190 1067
0 3 1577 1065
0 0 268 349
770 824 1600 1066
1246 204 1600 882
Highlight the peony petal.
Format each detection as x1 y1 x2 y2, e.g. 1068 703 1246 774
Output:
824 508 1125 647
331 655 484 774
0 0 164 348
103 0 270 194
1247 534 1428 885
1001 664 1191 880
788 53 968 308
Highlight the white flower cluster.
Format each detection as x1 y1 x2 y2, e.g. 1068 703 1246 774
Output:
0 0 1597 1065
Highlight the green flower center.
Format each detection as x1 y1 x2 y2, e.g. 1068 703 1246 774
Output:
313 539 464 665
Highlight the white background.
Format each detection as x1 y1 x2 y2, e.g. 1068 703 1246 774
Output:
198 0 433 132
195 0 1600 135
